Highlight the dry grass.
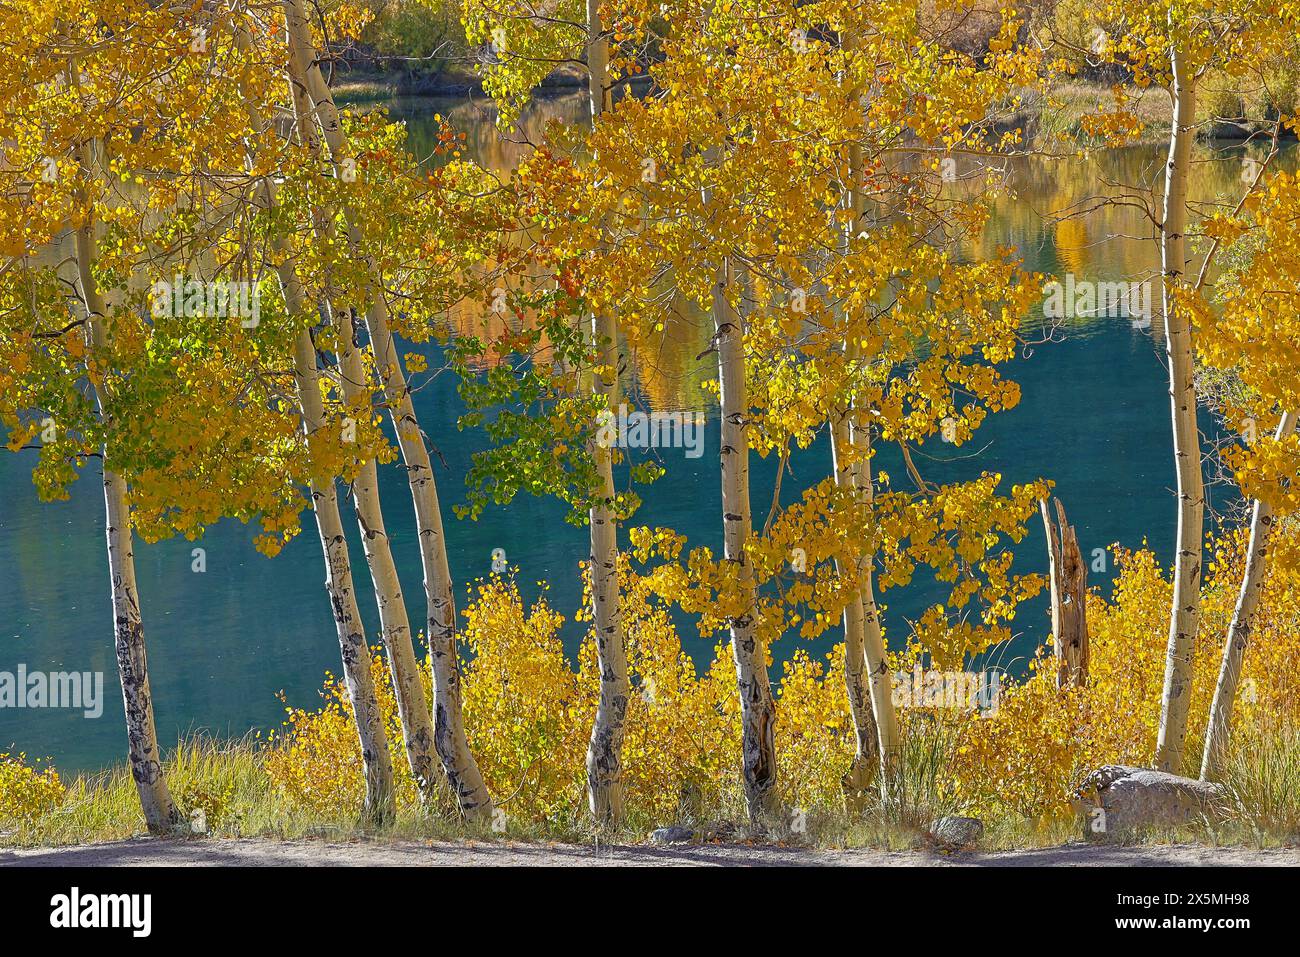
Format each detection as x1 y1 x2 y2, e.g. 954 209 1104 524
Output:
6 729 1297 854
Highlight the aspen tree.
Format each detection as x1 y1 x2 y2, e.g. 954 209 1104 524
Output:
0 4 303 830
1074 0 1300 772
833 28 890 798
281 0 492 820
580 0 633 825
713 258 780 820
231 20 397 824
11 15 204 833
789 5 1039 802
264 23 446 802
1201 415 1296 777
458 0 636 822
1196 169 1300 777
72 139 182 834
1153 27 1201 773
289 326 398 824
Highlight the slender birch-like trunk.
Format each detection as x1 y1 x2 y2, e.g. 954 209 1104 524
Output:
834 49 876 801
1201 411 1299 780
232 63 396 822
847 421 901 782
582 0 631 824
71 144 180 833
1154 44 1202 774
338 312 446 802
282 0 491 820
290 325 396 825
714 258 779 822
275 58 445 803
356 294 492 821
830 414 878 801
837 38 899 797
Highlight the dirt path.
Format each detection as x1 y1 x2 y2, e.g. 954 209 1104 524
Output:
2 837 1296 867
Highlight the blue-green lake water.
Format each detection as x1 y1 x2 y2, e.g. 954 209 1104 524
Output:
1 95 1287 773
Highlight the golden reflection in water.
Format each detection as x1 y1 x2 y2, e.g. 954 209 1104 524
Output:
410 92 715 412
401 93 1297 408
966 143 1296 331
1054 218 1089 276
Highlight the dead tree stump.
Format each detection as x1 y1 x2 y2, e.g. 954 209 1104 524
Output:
1041 496 1089 688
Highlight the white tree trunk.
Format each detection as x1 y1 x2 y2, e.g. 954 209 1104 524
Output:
830 414 878 801
585 301 631 823
1154 46 1202 775
100 466 180 833
231 42 397 822
714 259 779 823
282 0 492 820
273 54 446 803
72 177 180 834
340 313 447 802
837 52 900 795
1201 411 1299 780
364 305 492 822
848 421 901 785
582 0 631 824
290 327 397 824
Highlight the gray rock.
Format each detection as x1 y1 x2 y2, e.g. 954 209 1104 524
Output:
1075 765 1229 840
929 815 984 848
648 825 695 845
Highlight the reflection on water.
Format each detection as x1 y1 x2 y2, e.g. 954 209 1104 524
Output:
402 92 1295 410
394 93 722 414
2 93 1293 771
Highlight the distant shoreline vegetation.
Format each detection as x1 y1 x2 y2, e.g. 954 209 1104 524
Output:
333 68 1295 147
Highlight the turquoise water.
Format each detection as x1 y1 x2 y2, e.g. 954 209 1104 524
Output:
1 97 1282 773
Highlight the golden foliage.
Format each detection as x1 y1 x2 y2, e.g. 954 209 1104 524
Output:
0 752 65 825
954 528 1300 818
460 577 591 822
263 526 1300 826
264 655 420 816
